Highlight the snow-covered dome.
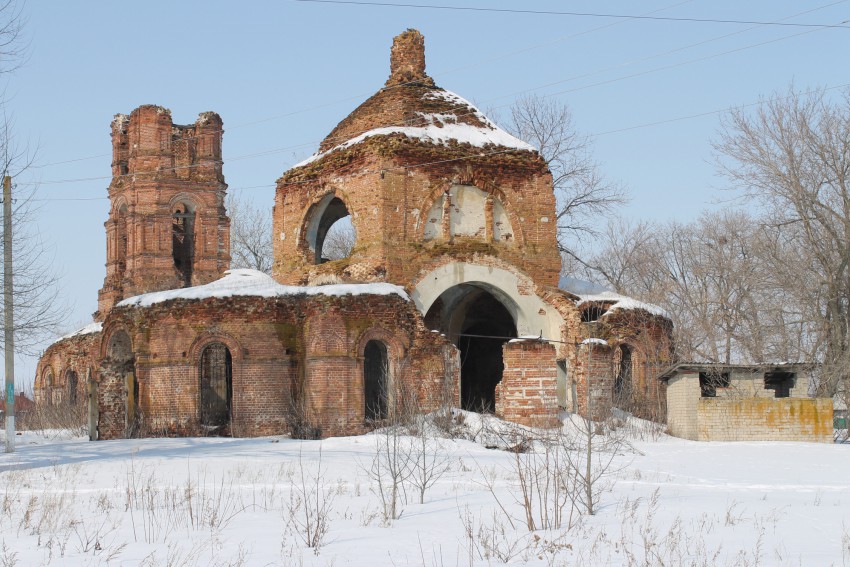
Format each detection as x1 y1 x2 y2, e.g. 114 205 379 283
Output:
287 29 536 172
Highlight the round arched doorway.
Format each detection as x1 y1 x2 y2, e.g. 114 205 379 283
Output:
424 283 517 411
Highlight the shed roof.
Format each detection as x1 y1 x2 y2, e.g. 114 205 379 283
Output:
658 362 812 381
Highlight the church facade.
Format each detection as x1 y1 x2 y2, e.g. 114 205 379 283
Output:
34 30 672 439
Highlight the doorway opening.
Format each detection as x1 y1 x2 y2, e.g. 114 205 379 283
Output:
424 284 517 412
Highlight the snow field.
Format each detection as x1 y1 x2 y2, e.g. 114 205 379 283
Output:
1 414 848 566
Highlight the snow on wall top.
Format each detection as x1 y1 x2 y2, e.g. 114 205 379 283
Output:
116 269 409 309
58 321 103 341
576 291 668 318
291 89 534 170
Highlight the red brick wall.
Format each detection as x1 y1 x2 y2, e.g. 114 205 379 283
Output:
91 291 453 439
97 105 230 318
34 331 100 407
496 340 559 427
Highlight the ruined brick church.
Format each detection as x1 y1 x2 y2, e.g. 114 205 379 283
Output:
35 30 672 440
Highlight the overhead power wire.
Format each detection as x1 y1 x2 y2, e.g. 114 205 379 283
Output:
22 5 846 191
26 78 850 204
292 0 850 29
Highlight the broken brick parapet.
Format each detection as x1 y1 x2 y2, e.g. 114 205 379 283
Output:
98 105 230 318
496 340 559 427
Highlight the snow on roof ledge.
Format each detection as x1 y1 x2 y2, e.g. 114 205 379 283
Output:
289 89 534 170
59 321 103 341
117 269 409 309
581 338 609 346
576 291 668 319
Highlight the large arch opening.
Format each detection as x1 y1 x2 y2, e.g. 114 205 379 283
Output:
305 195 356 264
425 284 517 412
364 340 389 421
199 342 233 432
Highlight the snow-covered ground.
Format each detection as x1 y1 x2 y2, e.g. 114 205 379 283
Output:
1 414 847 566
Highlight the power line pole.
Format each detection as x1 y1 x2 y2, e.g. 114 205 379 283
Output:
4 174 14 453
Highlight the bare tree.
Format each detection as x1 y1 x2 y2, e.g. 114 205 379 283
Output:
716 86 850 395
586 210 809 367
0 2 68 357
225 192 272 274
507 94 626 260
320 217 356 262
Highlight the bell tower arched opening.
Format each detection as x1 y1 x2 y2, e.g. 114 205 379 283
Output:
172 202 196 287
425 284 517 412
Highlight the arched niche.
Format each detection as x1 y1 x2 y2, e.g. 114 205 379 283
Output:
422 185 515 243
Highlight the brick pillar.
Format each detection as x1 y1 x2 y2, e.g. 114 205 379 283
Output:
495 340 559 427
576 341 614 421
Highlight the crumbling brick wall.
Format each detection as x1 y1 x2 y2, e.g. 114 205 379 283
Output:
273 32 561 290
34 331 100 407
97 105 230 318
496 340 559 427
95 290 454 440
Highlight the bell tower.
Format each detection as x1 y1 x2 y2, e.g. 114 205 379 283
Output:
96 105 231 319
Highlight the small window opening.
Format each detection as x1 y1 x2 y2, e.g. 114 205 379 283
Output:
67 370 79 406
764 371 794 398
614 345 632 398
581 305 607 323
172 204 195 287
364 340 389 421
116 204 128 272
699 371 730 397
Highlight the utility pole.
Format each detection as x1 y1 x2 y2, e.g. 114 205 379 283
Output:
4 175 14 453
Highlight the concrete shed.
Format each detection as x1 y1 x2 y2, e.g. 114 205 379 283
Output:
659 363 832 443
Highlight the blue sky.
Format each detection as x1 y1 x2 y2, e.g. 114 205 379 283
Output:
7 1 850 385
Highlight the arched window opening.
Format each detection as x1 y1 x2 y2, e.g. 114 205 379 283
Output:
614 345 632 399
364 340 389 421
172 203 195 287
67 370 79 406
306 195 355 264
322 215 356 262
200 343 233 431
